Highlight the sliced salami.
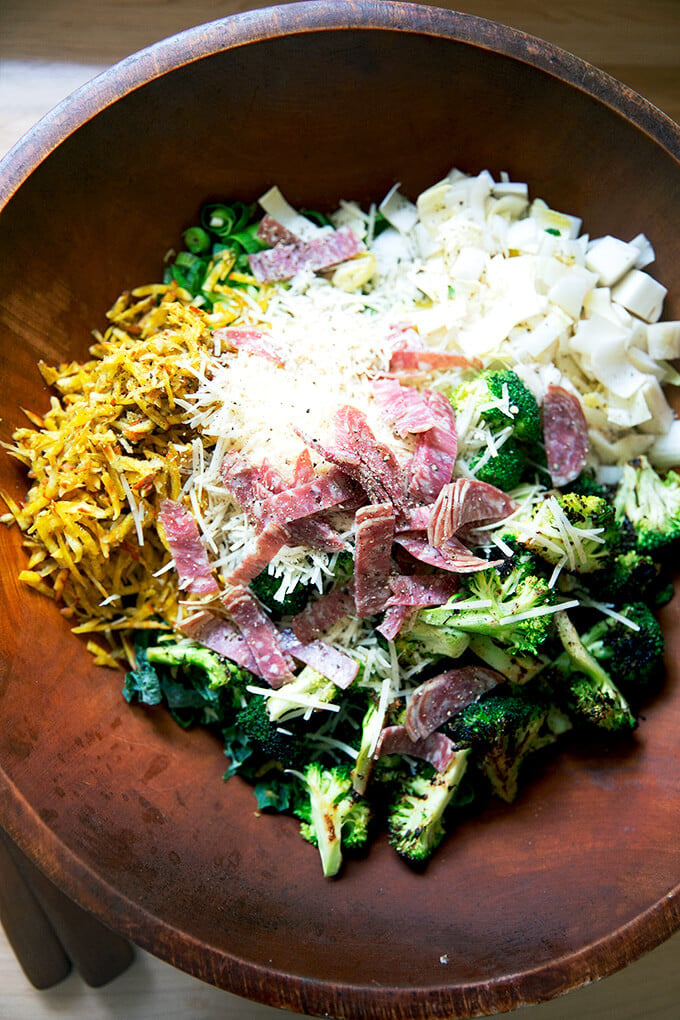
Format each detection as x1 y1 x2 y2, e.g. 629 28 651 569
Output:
543 384 589 487
159 499 218 596
404 666 504 741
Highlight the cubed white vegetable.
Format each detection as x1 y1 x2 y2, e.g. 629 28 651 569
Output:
492 180 529 199
530 198 582 239
582 286 632 327
589 428 654 465
379 184 419 234
584 235 639 286
331 253 377 292
548 266 598 319
646 321 680 360
451 246 488 281
637 378 675 435
648 419 680 470
505 216 541 253
371 227 413 268
630 232 656 269
611 269 667 323
257 185 324 241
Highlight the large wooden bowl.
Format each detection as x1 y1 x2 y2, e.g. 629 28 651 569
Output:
1 3 679 1017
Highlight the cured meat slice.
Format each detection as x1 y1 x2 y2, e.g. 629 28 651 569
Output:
181 611 257 671
377 604 414 639
372 378 438 436
291 584 356 643
256 214 300 247
259 467 361 525
226 520 290 586
427 478 516 548
404 666 504 741
223 585 295 688
543 384 589 487
389 349 473 374
332 404 408 509
408 390 458 503
248 226 364 282
220 451 268 518
354 502 395 617
394 531 498 573
278 630 358 689
386 572 459 607
159 499 218 596
374 725 457 772
213 327 285 366
293 448 315 485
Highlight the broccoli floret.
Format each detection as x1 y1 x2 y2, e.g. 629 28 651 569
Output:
349 700 381 795
613 456 680 553
594 548 673 608
467 634 547 685
395 619 470 671
552 611 636 733
123 637 249 728
235 696 304 770
249 568 312 618
387 748 470 862
265 665 338 723
419 552 554 656
293 763 371 877
469 436 526 490
452 369 541 444
580 603 665 704
144 638 233 688
448 691 562 802
502 490 617 574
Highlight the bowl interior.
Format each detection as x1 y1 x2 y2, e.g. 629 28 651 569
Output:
1 7 680 1019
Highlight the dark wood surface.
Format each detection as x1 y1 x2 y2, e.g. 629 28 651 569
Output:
1 3 680 1018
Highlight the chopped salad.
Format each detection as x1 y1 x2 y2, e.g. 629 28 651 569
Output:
3 168 680 876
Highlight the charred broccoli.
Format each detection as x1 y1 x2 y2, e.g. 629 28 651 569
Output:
293 763 371 877
419 550 554 656
235 696 304 770
448 690 563 802
613 456 680 553
501 490 617 574
579 602 665 705
552 611 636 733
387 749 470 862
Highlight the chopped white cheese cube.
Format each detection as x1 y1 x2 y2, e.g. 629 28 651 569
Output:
646 321 680 360
611 269 667 323
585 235 640 286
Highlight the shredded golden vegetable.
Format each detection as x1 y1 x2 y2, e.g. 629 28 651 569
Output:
1 284 218 641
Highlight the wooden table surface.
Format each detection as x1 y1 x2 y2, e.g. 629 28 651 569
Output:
1 2 679 1018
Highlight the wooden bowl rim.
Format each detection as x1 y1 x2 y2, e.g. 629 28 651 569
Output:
1 3 680 1016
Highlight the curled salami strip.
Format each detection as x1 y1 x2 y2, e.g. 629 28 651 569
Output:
248 225 365 282
213 327 285 366
354 502 396 617
404 665 504 742
278 629 358 689
427 478 516 548
372 377 439 436
543 384 589 487
223 585 295 688
256 214 300 247
408 390 458 503
291 584 356 643
386 572 459 608
374 725 458 773
181 611 257 671
159 499 219 596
